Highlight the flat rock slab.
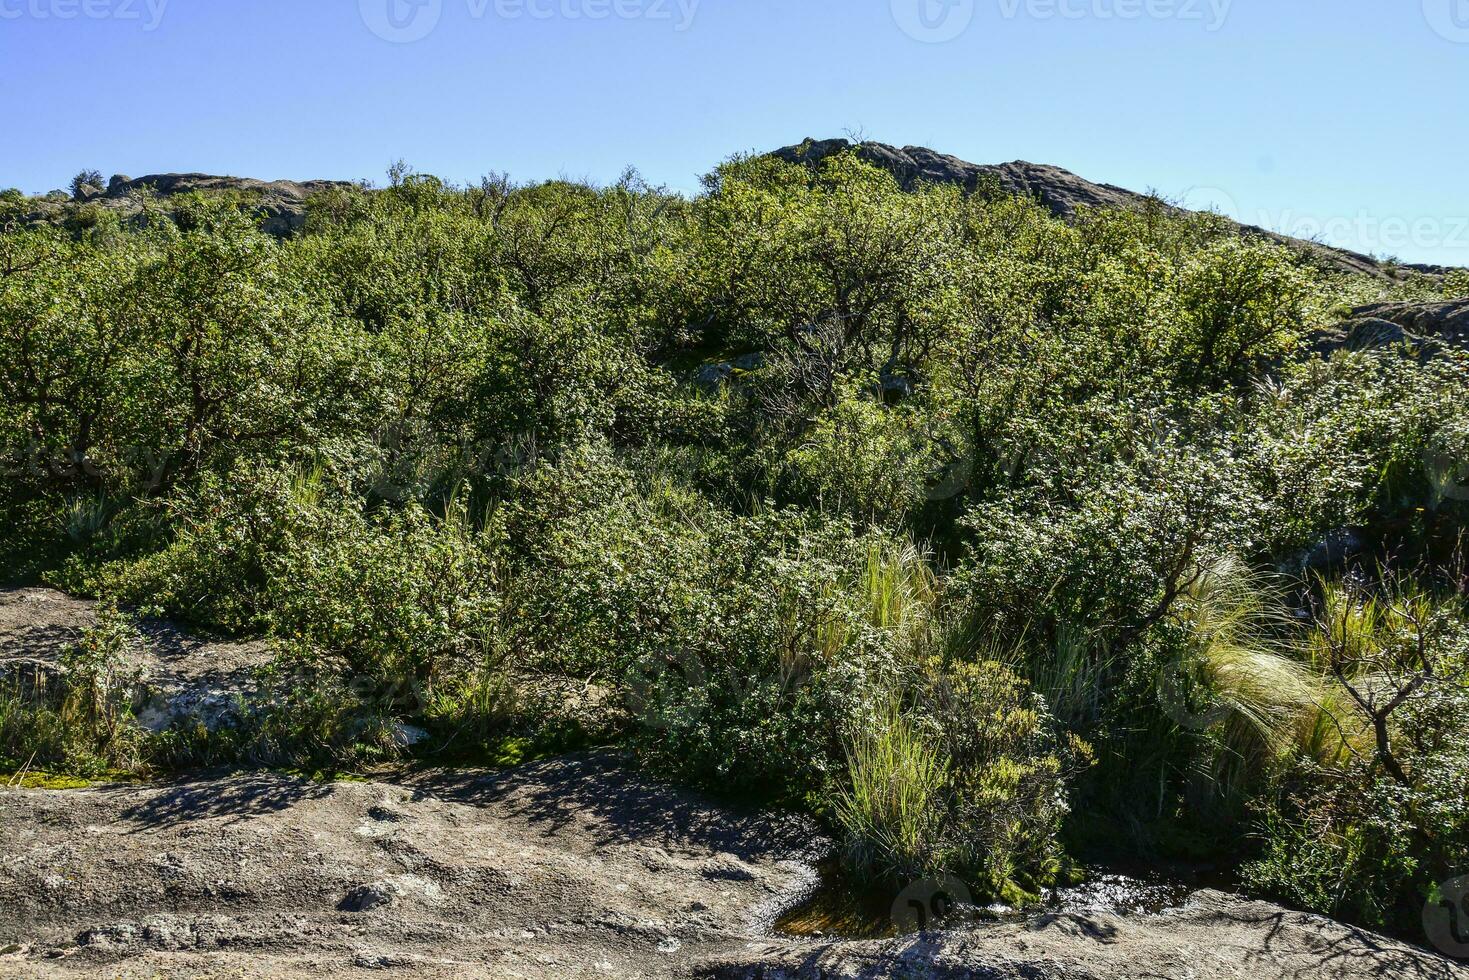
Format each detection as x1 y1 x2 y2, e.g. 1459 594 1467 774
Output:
707 888 1469 979
0 755 822 979
3 761 1466 980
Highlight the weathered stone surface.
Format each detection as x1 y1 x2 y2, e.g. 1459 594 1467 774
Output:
1349 297 1469 346
20 172 356 236
703 889 1469 980
1311 298 1469 358
2 759 1462 979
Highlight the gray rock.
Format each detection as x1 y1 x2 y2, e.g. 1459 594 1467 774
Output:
694 362 735 391
3 758 1458 979
703 889 1469 979
1310 299 1469 359
1349 297 1469 348
0 587 268 736
1297 526 1369 572
878 365 915 401
338 882 396 913
23 172 355 237
694 352 764 392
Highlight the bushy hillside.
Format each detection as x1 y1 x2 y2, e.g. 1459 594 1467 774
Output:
2 149 1466 936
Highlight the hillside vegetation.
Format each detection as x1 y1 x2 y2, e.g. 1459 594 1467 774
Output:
1 149 1466 938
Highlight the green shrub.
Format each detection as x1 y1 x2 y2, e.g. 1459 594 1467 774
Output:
0 604 146 778
836 700 949 883
835 658 1086 903
101 466 324 632
3 145 1466 936
269 493 503 695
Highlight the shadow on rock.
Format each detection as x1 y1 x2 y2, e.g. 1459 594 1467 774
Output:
410 751 822 862
118 772 331 829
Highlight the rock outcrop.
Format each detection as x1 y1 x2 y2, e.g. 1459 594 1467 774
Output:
2 758 1464 979
18 172 355 236
1311 296 1469 357
705 889 1469 980
771 138 1453 282
1349 297 1469 346
99 172 353 234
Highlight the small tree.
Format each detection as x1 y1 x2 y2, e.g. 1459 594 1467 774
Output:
70 170 105 201
1313 571 1468 786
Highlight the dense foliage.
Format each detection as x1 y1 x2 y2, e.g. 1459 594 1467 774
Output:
2 151 1465 933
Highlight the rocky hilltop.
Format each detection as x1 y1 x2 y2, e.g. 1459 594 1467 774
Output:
771 137 1450 281
14 144 1462 283
30 172 355 235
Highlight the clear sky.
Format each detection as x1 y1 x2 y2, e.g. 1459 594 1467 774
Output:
2 0 1467 265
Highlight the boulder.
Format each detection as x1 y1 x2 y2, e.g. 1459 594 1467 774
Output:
1311 298 1469 359
694 352 764 392
1348 297 1469 347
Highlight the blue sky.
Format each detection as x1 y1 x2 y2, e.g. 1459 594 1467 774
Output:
2 0 1467 264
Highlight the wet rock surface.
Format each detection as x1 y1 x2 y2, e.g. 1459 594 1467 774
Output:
708 889 1469 980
